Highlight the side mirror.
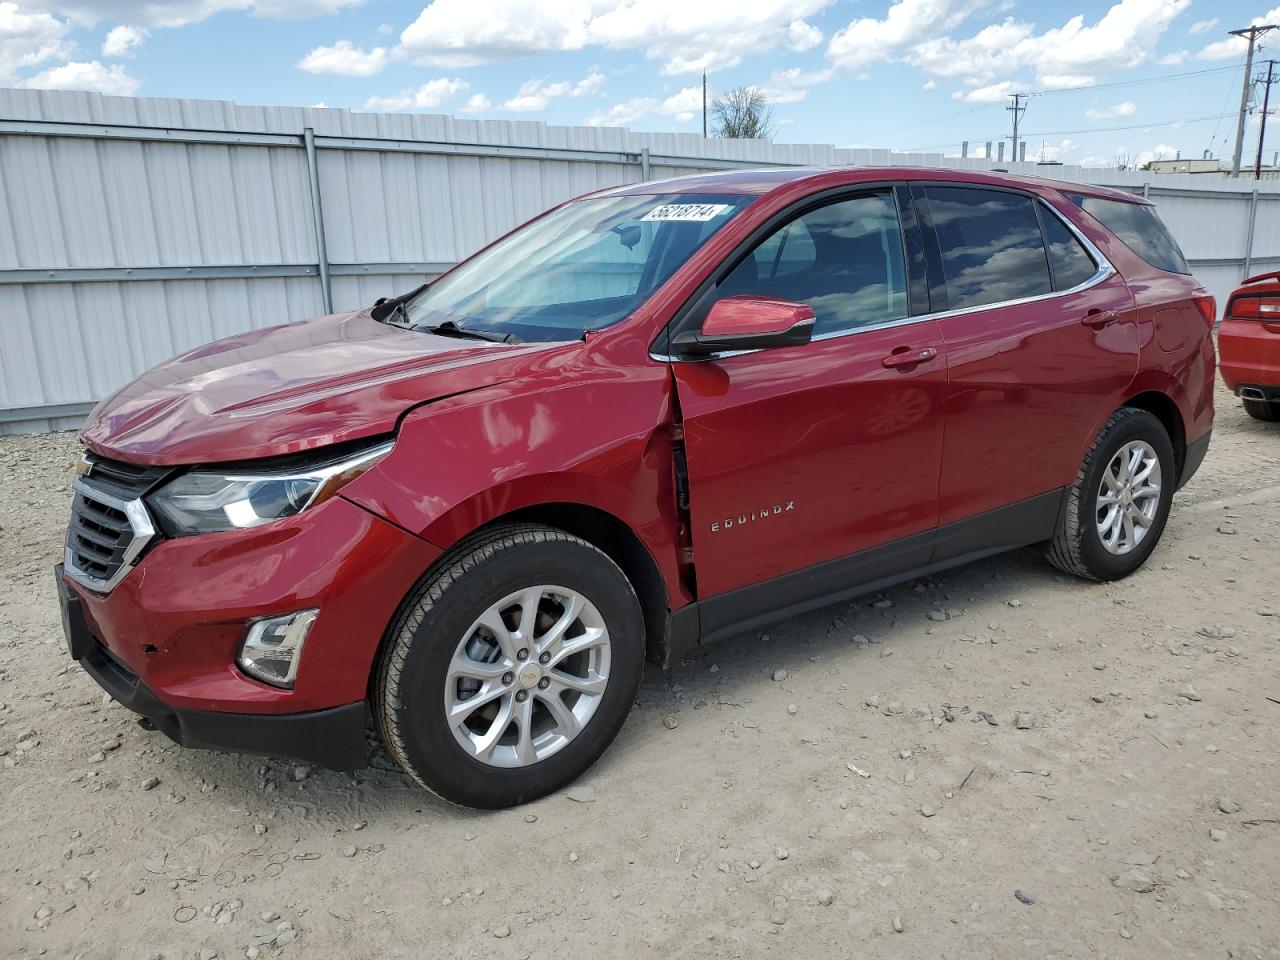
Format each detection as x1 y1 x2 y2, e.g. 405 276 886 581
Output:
672 296 816 356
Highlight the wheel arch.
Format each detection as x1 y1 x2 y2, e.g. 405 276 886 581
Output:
496 503 672 667
1118 389 1187 482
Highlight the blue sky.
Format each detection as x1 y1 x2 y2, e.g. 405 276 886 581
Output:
2 0 1279 167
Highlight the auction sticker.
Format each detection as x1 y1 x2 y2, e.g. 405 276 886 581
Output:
641 203 731 222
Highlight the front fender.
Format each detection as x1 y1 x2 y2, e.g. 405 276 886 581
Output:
340 367 686 601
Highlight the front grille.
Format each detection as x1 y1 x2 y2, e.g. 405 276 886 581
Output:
81 456 169 500
65 456 171 592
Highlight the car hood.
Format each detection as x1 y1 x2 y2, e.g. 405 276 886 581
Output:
81 310 567 465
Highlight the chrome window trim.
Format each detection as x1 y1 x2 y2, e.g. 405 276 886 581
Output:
64 476 157 594
651 195 1115 363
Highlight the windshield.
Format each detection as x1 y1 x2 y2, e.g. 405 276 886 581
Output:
403 193 751 341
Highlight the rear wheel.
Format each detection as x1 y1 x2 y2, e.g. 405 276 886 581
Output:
1243 397 1280 422
1047 407 1175 581
374 523 644 808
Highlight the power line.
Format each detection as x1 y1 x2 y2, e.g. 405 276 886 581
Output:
1013 112 1238 138
1027 64 1241 96
1230 24 1280 175
1255 59 1278 178
890 63 1249 156
1007 92 1029 162
904 112 1237 152
1206 65 1246 156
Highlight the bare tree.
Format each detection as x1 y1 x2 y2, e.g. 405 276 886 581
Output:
710 86 775 140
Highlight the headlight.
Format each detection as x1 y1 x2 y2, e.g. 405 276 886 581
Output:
147 440 393 537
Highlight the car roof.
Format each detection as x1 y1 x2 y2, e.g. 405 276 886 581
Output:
599 166 1144 205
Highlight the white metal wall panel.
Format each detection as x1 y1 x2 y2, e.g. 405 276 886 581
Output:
3 85 1280 432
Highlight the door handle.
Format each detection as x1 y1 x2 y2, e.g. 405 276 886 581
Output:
881 346 938 369
1082 309 1118 328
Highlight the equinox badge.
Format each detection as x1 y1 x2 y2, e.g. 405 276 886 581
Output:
710 501 796 533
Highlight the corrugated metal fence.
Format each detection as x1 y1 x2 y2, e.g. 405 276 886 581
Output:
3 87 1279 434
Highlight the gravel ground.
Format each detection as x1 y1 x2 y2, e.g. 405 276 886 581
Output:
1 379 1278 960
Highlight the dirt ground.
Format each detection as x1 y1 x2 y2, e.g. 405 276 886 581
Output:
1 378 1278 960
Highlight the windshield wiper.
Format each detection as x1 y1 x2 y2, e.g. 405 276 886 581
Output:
419 320 521 344
370 282 430 327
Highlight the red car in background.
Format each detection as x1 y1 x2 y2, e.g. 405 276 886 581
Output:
1220 272 1280 421
56 167 1216 807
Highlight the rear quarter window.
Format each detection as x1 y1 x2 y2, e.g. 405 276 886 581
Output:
1070 195 1190 275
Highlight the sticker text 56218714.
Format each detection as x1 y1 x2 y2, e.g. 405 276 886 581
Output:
641 203 732 223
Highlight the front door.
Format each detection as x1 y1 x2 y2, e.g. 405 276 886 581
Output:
671 189 948 604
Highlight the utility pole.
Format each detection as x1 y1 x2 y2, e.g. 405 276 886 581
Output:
1006 93 1028 165
702 72 707 138
1256 59 1278 179
1230 24 1279 176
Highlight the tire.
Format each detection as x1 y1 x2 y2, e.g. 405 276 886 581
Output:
374 523 644 808
1047 407 1176 581
1243 397 1280 422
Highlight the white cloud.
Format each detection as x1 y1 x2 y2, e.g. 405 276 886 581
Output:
1031 138 1077 162
1198 5 1280 60
501 71 606 111
399 0 832 75
1188 17 1217 35
249 0 360 16
460 92 492 112
19 58 141 94
786 18 822 51
828 0 992 71
952 79 1015 102
759 66 832 104
1136 143 1178 165
1197 37 1243 61
363 76 469 112
585 85 702 127
297 40 389 76
1084 100 1136 120
909 0 1190 90
585 96 658 127
102 24 147 57
23 0 360 29
1158 49 1189 65
0 2 70 82
922 79 936 90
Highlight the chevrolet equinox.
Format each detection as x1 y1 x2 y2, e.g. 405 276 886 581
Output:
57 168 1216 808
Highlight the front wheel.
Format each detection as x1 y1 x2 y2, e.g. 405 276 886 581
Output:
1243 397 1280 422
374 523 645 808
1047 407 1176 581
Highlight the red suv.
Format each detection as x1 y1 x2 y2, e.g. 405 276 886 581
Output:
57 168 1215 807
1219 271 1280 421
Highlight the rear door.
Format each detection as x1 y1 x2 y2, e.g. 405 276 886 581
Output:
671 187 948 604
914 184 1139 529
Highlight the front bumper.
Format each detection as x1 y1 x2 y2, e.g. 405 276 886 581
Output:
59 565 369 769
60 495 439 715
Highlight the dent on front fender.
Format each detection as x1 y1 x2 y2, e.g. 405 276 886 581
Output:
340 366 687 601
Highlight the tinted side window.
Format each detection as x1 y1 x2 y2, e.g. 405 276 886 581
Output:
714 192 908 336
925 187 1052 310
1039 205 1099 290
1071 195 1190 275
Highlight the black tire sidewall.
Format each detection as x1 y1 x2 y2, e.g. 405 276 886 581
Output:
390 537 643 808
1073 410 1176 579
1243 398 1280 422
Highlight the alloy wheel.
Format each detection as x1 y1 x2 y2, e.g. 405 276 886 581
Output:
444 585 611 768
1095 439 1162 555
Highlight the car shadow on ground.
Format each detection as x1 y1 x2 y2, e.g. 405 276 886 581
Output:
121 543 1119 823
